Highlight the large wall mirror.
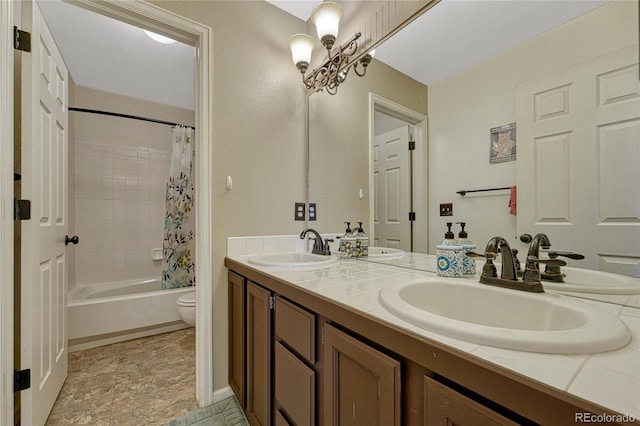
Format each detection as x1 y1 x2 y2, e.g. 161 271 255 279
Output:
308 0 639 306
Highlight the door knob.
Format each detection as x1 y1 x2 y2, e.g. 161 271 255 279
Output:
65 235 79 246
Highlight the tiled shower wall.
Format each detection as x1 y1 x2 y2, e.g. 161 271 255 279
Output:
74 141 170 286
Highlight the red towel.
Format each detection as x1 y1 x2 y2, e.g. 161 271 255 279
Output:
509 186 517 216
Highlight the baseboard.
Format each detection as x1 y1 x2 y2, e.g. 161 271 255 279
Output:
212 386 235 403
69 322 191 352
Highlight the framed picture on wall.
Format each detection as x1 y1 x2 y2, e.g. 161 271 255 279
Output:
489 122 516 164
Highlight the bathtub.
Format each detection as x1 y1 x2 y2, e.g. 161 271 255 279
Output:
68 278 194 348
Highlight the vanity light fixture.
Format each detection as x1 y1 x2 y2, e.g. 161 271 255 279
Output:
143 29 177 44
287 1 374 95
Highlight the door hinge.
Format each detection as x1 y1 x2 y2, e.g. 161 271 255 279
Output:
321 326 325 345
14 369 31 393
409 212 416 221
269 295 275 310
14 199 31 221
408 141 416 151
13 27 31 52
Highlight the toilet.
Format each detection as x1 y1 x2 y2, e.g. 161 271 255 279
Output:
177 291 196 326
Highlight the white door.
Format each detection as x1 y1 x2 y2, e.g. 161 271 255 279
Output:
20 1 69 424
516 45 640 277
373 126 412 250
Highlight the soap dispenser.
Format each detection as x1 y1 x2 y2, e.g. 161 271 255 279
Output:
354 222 369 258
436 222 464 277
456 222 476 276
338 222 357 260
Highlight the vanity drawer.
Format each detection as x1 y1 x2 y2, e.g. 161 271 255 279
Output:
275 341 315 426
275 296 316 363
425 377 518 426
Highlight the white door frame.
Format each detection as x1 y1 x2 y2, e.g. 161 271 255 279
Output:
368 93 428 254
0 0 16 424
0 1 214 422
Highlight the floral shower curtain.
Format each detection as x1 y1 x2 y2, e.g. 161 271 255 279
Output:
162 125 195 289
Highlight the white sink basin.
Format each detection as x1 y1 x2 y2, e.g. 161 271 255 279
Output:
248 252 338 269
543 267 640 295
367 247 405 260
379 278 630 354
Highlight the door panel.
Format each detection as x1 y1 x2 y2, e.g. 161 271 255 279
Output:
20 1 69 424
373 126 411 251
517 46 640 277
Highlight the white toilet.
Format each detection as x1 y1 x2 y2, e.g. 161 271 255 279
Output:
177 291 196 326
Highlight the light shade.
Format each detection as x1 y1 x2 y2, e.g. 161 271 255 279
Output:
287 34 315 69
143 29 177 44
311 1 343 41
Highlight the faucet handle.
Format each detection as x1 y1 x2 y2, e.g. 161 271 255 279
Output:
465 251 485 258
323 238 334 255
547 251 585 260
527 255 567 267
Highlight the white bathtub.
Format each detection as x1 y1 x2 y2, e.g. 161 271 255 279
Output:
68 278 194 345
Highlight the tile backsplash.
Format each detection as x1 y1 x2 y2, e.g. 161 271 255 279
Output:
227 232 343 257
227 235 309 257
73 141 170 285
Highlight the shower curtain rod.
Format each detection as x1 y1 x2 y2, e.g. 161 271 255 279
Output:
69 107 195 130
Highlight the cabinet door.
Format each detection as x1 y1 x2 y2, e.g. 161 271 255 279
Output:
425 377 519 426
246 282 273 426
323 323 401 426
228 271 246 407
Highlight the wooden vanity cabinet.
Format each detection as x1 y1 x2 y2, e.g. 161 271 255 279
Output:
226 263 602 426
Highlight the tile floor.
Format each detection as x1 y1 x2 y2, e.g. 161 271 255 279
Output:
161 397 247 426
46 328 200 425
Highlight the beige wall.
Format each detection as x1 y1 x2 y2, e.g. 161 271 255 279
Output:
70 85 195 287
149 1 308 392
309 59 427 233
428 1 638 254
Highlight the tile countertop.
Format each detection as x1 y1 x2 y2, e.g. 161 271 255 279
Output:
227 251 640 420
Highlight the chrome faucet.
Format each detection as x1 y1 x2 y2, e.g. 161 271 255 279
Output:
300 228 333 255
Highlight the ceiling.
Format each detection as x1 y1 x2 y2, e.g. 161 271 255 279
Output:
37 0 196 110
37 0 610 111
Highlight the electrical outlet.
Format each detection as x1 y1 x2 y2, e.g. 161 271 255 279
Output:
308 203 317 221
294 202 306 221
440 203 453 216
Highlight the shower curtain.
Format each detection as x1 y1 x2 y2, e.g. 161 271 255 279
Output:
162 125 195 289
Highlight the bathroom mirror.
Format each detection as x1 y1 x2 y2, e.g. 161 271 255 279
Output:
307 0 639 307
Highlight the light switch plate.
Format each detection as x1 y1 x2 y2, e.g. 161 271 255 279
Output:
295 202 306 221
